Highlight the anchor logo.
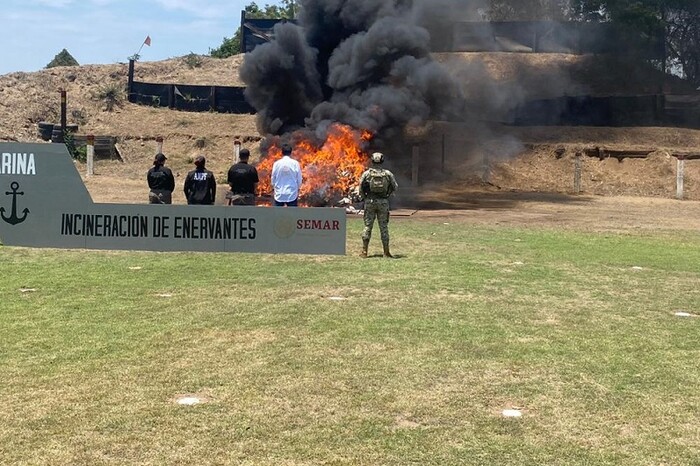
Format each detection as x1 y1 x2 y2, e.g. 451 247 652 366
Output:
1 182 30 225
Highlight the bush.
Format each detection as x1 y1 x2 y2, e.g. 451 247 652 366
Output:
194 137 208 149
71 109 89 126
182 52 203 69
63 131 87 162
92 83 125 112
210 35 241 58
46 49 79 68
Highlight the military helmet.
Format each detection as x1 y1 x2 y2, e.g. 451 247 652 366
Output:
371 152 384 164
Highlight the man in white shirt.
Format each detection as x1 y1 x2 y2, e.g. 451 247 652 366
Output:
271 143 303 206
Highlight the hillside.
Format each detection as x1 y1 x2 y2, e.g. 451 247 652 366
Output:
0 54 255 156
1 52 700 203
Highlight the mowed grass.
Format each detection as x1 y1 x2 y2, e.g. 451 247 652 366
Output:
1 218 699 465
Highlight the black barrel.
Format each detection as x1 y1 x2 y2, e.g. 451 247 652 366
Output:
51 126 64 143
65 123 79 134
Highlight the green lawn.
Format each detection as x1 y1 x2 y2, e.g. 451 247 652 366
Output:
1 218 698 465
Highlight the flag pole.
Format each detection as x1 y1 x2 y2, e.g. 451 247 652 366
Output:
134 36 151 58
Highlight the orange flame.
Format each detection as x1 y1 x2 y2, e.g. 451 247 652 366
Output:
257 123 373 206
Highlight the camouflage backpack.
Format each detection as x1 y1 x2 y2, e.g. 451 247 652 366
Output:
368 168 390 196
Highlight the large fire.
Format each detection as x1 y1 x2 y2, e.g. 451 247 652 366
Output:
256 123 372 206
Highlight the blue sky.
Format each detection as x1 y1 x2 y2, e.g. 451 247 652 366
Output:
0 0 258 75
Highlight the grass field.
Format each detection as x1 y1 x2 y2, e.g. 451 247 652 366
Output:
1 217 699 465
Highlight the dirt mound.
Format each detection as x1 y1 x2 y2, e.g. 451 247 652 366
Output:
437 52 698 100
485 147 697 198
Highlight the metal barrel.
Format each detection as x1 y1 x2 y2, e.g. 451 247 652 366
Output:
51 126 64 143
37 122 54 141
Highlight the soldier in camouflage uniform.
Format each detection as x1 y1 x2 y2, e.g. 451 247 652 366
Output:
358 152 398 258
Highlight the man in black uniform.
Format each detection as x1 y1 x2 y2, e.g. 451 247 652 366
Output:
183 155 216 205
147 153 175 204
227 148 259 206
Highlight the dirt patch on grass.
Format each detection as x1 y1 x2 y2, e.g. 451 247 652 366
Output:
406 192 700 233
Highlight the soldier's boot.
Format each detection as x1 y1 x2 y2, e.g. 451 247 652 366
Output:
382 242 393 258
360 239 369 258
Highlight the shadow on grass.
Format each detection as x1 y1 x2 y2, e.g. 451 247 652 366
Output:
394 188 594 211
365 254 406 259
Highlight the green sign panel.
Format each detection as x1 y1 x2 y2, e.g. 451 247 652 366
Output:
0 143 346 255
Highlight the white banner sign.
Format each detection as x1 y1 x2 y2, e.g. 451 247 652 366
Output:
0 144 346 255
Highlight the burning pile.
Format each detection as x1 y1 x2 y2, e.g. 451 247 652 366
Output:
241 0 465 205
256 123 372 206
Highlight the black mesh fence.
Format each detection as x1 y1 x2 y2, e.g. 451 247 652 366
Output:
129 82 170 108
511 95 700 129
129 81 255 114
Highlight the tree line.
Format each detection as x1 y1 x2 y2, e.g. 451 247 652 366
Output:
209 0 699 87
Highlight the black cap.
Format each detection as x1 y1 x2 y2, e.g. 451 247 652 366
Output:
194 155 205 167
239 148 250 159
154 153 167 163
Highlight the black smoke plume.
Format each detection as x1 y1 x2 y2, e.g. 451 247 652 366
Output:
240 0 465 147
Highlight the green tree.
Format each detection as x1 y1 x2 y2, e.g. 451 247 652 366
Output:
210 1 298 58
46 49 79 68
665 2 700 86
570 0 700 86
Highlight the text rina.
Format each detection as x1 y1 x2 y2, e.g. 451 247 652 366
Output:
1 153 36 175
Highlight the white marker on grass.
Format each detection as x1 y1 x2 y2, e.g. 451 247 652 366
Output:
177 397 201 406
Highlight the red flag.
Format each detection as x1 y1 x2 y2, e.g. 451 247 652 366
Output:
144 35 151 46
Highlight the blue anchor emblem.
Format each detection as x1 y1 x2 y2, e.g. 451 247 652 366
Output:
1 182 30 225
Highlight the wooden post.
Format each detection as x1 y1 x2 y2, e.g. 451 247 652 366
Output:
240 10 247 53
233 139 241 164
60 89 67 133
655 94 665 124
168 85 175 109
574 152 582 194
481 153 491 183
412 145 419 187
676 155 685 200
108 137 116 160
533 28 538 53
156 136 164 154
127 59 135 102
210 86 217 111
86 135 95 176
441 133 446 173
